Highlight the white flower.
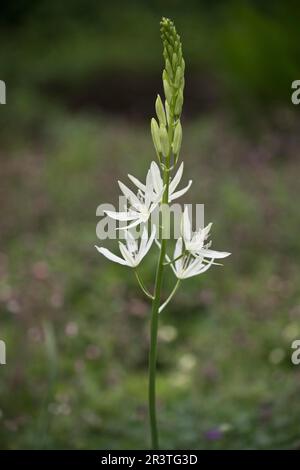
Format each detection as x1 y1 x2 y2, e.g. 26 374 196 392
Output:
128 161 192 203
182 207 231 260
104 168 162 230
95 226 156 268
163 238 215 279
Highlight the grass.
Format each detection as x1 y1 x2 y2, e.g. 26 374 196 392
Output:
1 110 300 449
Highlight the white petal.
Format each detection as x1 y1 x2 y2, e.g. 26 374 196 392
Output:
126 229 136 241
143 170 151 207
95 246 128 266
186 238 204 253
117 217 143 231
183 258 214 278
169 180 192 201
104 210 137 221
174 237 184 272
203 222 213 239
182 256 204 278
118 181 141 208
138 225 149 255
169 162 183 194
182 206 192 242
143 225 156 256
149 201 159 215
174 269 186 280
152 185 165 204
150 162 163 195
141 210 151 223
119 242 135 266
127 174 146 192
125 230 138 254
191 230 205 247
190 223 212 249
199 248 231 259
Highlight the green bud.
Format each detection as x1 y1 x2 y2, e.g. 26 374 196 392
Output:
177 47 182 63
165 59 173 80
165 100 171 125
172 120 182 155
174 66 182 88
172 53 178 69
151 118 162 155
160 18 185 142
175 89 183 116
155 95 166 126
159 125 170 157
163 79 172 105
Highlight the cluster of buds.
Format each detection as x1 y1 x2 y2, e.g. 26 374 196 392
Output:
151 17 184 168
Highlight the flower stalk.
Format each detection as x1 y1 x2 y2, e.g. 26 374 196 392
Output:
95 17 230 450
148 17 185 449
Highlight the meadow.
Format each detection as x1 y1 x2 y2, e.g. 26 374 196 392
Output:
0 1 300 449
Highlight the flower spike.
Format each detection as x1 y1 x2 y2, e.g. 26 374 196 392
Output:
95 18 231 450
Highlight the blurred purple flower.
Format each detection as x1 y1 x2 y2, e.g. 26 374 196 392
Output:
204 427 223 441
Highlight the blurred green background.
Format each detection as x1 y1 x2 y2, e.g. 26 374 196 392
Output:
1 0 300 449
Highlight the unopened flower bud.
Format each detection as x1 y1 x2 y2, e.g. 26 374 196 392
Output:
177 48 182 63
172 120 182 155
163 78 172 105
174 66 182 88
166 59 173 80
165 100 171 125
172 53 178 69
151 118 162 155
155 95 166 126
159 125 170 157
175 90 183 116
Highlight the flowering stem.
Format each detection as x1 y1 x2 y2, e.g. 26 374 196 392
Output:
148 16 184 450
148 161 170 450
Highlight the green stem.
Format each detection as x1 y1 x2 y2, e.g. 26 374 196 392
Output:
159 279 180 314
148 117 174 450
135 270 154 299
163 251 187 266
148 242 166 449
